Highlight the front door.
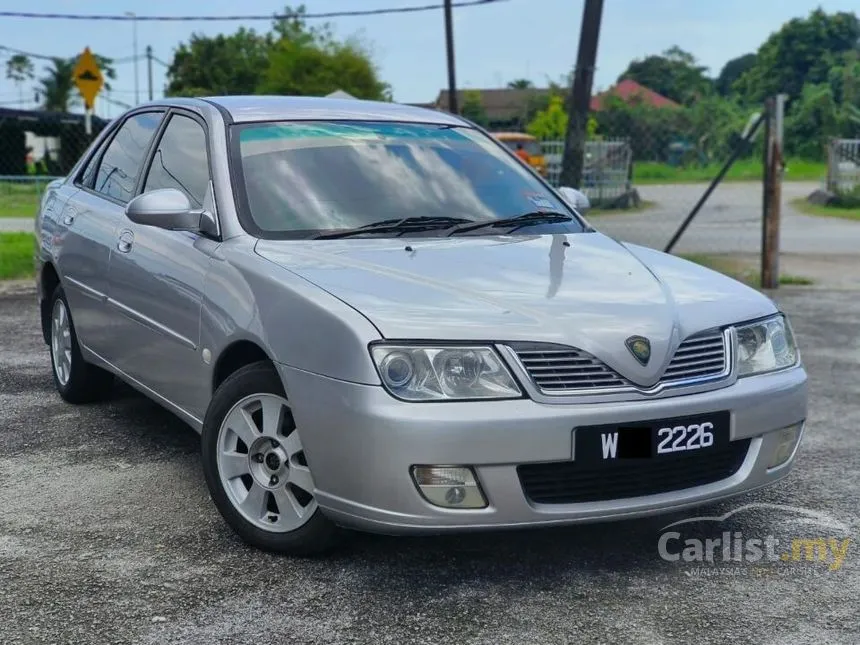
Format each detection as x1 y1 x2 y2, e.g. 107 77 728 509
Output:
104 111 219 419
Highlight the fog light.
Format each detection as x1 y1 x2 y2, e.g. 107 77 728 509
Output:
411 466 487 509
767 422 804 469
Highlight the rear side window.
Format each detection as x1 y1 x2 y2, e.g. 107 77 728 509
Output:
93 112 162 203
143 114 210 207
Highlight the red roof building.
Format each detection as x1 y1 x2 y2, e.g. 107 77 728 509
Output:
590 79 679 111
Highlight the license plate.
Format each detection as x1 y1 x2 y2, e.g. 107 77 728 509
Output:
575 411 730 465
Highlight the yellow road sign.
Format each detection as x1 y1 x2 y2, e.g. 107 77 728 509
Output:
73 47 104 110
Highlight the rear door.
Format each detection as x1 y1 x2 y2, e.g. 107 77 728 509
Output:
56 111 164 356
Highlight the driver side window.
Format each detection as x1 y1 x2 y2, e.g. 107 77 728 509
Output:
142 114 210 208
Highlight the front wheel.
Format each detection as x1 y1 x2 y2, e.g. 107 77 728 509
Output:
201 361 342 555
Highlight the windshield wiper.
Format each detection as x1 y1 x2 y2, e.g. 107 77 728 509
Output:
447 211 573 236
312 215 474 239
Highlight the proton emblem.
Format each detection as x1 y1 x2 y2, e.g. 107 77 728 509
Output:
625 336 651 366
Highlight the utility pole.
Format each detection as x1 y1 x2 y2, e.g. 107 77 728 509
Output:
146 46 154 101
761 94 786 289
560 0 604 189
126 12 139 104
443 0 458 114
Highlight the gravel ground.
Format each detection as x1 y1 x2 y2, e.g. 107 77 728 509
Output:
0 288 858 645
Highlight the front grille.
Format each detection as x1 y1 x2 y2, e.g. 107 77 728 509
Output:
511 345 630 392
511 329 729 394
663 329 727 382
518 439 751 504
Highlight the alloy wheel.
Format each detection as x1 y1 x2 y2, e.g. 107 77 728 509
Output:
216 393 317 533
51 298 73 386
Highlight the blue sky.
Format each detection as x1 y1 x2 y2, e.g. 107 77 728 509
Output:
1 0 857 118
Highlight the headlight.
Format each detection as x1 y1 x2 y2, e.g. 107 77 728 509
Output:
370 345 522 401
735 315 799 376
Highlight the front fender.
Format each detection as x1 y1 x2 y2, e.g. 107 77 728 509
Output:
201 237 382 387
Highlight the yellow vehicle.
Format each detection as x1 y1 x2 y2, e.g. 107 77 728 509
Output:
492 132 548 176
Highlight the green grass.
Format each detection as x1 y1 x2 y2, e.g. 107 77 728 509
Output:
681 253 813 288
0 181 44 218
634 158 826 185
0 232 36 280
791 197 860 221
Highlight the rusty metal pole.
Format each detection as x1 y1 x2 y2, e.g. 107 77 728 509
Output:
761 95 785 290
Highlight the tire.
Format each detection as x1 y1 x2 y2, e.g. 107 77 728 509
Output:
48 285 114 404
201 361 343 555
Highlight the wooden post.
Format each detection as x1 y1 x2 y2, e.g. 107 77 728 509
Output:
761 95 785 290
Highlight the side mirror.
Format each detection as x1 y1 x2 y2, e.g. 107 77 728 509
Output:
558 186 591 214
125 188 201 231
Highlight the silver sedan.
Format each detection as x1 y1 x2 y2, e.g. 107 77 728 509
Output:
35 96 807 554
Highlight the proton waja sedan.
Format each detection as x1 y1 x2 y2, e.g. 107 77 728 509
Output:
36 96 807 554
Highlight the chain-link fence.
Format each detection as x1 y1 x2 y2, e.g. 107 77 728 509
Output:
541 138 634 207
826 139 860 195
0 108 105 223
530 110 777 269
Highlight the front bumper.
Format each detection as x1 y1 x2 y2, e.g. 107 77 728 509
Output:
279 363 807 534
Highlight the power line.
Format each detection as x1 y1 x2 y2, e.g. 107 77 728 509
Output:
0 45 59 61
0 1 507 22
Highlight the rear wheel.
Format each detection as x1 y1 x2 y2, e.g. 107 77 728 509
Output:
201 361 342 555
49 286 114 403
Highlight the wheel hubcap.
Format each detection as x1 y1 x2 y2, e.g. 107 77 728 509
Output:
216 393 318 533
51 299 72 386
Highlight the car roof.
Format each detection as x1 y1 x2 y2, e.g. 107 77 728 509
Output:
167 95 467 126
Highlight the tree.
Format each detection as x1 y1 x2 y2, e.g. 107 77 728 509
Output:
5 54 34 101
618 46 712 104
167 28 272 97
784 83 841 159
526 95 568 139
38 59 76 111
715 53 756 96
261 36 389 99
507 79 533 89
37 54 116 112
166 6 389 100
735 9 860 102
460 90 488 127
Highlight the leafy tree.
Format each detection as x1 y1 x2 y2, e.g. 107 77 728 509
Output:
166 6 389 100
460 90 488 127
618 46 712 104
527 95 568 139
784 83 841 159
5 54 34 87
507 79 533 89
38 58 76 111
735 9 860 102
167 28 271 97
260 36 389 99
715 53 756 96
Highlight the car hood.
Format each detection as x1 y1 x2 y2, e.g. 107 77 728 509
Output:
255 232 776 387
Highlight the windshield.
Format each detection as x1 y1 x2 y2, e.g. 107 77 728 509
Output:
232 121 581 238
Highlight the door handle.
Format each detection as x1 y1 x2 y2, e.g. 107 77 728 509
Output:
117 230 134 253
